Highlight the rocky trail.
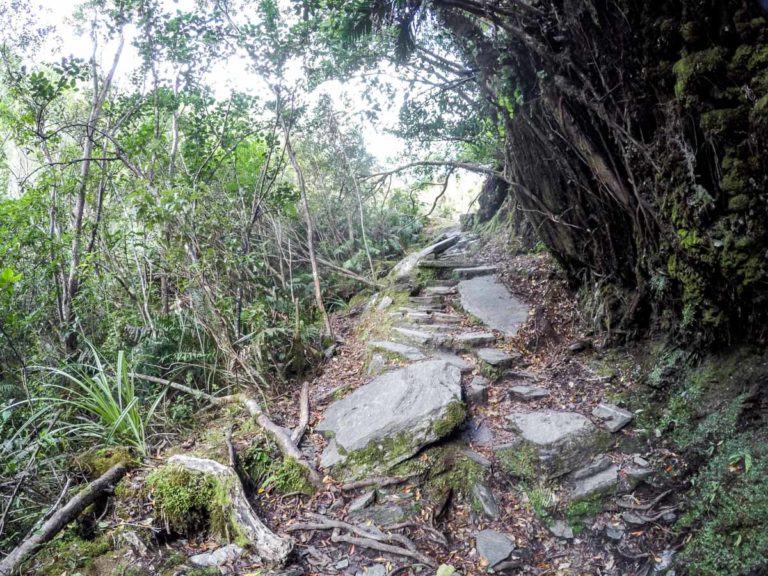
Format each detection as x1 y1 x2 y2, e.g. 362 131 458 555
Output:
260 229 678 576
31 229 681 576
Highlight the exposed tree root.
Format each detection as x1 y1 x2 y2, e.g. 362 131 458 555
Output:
285 514 436 567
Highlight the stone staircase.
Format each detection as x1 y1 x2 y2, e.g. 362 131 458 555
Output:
313 231 658 573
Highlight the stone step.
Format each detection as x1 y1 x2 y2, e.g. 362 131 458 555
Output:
399 323 458 333
426 279 459 287
429 352 473 373
455 266 499 279
409 296 443 306
406 312 462 325
419 260 482 270
506 410 609 478
422 286 456 296
447 332 496 350
475 347 518 368
367 341 426 362
458 276 529 336
393 327 446 347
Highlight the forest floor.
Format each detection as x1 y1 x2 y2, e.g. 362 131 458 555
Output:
26 228 683 576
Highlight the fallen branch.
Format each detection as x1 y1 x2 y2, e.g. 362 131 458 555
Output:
290 381 310 445
316 257 384 289
0 463 128 576
130 374 322 488
168 455 293 564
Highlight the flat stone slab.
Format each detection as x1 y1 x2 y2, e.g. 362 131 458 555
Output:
449 332 496 350
431 312 462 324
571 465 619 501
316 360 464 473
458 276 529 336
550 520 574 540
475 529 515 568
509 385 550 401
454 266 499 278
592 403 634 433
367 341 426 362
506 410 606 478
475 347 515 367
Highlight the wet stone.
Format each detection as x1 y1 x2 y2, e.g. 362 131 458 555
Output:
550 520 574 540
189 544 244 567
450 332 496 350
317 360 463 471
463 448 491 468
592 403 634 433
475 347 516 368
572 455 613 480
466 377 489 406
454 266 499 278
509 385 550 401
367 340 426 362
348 490 376 512
571 465 619 501
506 410 606 478
475 529 515 568
605 524 625 540
472 483 500 520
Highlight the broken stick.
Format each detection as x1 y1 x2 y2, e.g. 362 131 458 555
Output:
0 463 128 576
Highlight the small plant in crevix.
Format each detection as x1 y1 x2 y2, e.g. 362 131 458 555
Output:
30 348 164 454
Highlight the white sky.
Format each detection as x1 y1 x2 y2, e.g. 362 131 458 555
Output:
12 0 481 213
30 0 407 162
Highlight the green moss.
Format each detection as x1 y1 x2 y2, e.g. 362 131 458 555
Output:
76 447 139 478
38 533 113 576
146 465 218 535
727 194 750 212
526 485 557 521
566 495 603 530
496 442 538 482
673 47 729 106
699 108 744 138
678 434 768 575
432 400 466 437
239 441 315 495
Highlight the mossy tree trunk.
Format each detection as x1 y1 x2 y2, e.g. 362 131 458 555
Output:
430 0 768 343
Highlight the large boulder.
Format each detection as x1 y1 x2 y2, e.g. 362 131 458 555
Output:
316 360 465 476
506 410 608 478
